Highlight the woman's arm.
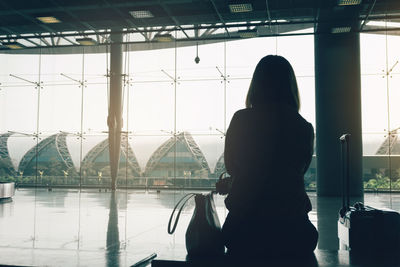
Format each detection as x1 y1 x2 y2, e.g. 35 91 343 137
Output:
224 111 242 176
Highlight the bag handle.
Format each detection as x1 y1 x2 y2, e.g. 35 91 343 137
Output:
167 193 197 234
219 171 227 181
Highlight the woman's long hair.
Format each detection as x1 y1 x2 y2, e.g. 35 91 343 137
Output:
245 55 300 111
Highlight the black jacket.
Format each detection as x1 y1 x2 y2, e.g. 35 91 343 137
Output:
224 104 314 218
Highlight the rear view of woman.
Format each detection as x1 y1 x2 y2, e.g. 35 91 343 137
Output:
220 55 318 257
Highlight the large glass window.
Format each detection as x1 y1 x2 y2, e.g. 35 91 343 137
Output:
0 34 316 253
361 29 400 192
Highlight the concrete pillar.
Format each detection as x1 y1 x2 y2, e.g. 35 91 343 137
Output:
315 32 363 197
108 30 123 191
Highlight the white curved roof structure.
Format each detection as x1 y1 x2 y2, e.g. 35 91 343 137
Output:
144 131 210 176
81 133 141 177
0 132 16 175
214 154 226 176
18 132 75 175
376 128 400 155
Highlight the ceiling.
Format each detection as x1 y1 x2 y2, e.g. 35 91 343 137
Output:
0 0 399 52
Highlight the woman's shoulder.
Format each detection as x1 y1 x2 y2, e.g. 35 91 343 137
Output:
232 107 313 131
231 108 253 121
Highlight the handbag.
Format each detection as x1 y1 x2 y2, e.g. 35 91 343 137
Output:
167 192 225 257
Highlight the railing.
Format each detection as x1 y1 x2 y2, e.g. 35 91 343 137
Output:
0 176 220 190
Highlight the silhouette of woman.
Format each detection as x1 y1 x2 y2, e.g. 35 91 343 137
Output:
220 55 318 257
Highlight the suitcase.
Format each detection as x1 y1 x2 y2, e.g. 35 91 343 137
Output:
337 134 400 252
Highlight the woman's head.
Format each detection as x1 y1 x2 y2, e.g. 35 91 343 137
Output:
245 55 300 111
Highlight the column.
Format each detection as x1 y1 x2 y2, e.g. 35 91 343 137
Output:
315 31 363 197
108 30 123 191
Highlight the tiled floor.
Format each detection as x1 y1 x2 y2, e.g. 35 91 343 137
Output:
0 188 399 266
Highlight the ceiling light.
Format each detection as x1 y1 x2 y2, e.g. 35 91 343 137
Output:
3 41 23 49
153 33 174 42
229 3 253 13
331 27 351 33
129 10 154 19
337 0 362 6
238 29 258 38
75 37 97 45
36 16 61 24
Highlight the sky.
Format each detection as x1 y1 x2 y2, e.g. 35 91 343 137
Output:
0 32 399 171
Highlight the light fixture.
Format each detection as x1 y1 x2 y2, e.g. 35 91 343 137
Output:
331 27 351 33
3 41 24 49
337 0 362 6
228 3 253 13
75 37 97 45
129 10 154 18
238 29 258 38
153 33 174 42
36 16 61 24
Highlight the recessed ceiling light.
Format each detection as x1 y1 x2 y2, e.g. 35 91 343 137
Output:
129 10 154 18
229 3 253 13
3 42 24 49
337 0 362 6
153 33 174 42
331 27 351 33
238 29 258 38
36 16 61 24
75 37 97 45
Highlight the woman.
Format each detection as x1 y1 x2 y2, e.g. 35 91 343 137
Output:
220 55 318 257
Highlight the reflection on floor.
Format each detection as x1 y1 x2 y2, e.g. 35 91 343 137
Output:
0 189 399 266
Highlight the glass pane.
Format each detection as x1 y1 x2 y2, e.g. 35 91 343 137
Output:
276 34 314 77
81 134 111 187
129 135 170 187
387 34 400 79
389 74 400 132
226 79 249 129
176 80 224 134
6 135 36 183
360 33 387 75
361 74 388 133
39 84 82 134
191 134 225 180
83 52 108 135
0 54 39 81
21 133 78 186
40 53 83 84
305 155 317 190
84 52 108 78
0 86 38 133
81 133 139 187
130 46 175 82
129 82 174 134
83 84 108 134
226 37 276 79
177 41 225 80
363 133 391 191
297 77 316 128
388 74 400 191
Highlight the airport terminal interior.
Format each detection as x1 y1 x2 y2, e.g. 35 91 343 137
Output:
0 0 400 266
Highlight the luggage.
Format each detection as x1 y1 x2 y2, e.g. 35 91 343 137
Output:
337 134 400 252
